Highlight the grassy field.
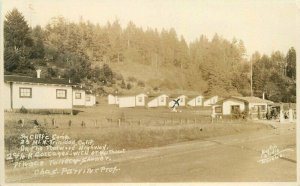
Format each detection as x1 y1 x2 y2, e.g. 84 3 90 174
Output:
4 104 272 151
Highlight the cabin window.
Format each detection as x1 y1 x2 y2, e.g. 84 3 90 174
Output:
86 96 91 101
56 89 67 99
180 98 183 103
75 93 81 99
252 105 266 112
231 105 240 114
160 97 165 102
197 98 201 102
138 97 143 102
19 88 32 98
215 106 222 113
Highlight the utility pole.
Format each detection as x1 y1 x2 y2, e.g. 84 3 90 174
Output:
250 58 253 96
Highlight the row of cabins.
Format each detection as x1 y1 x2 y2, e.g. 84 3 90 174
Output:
108 93 274 118
108 94 218 108
3 70 96 112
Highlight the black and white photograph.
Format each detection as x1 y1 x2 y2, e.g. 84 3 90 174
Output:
0 0 298 185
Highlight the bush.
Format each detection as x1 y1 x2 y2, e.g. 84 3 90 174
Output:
114 73 124 81
127 83 132 90
120 80 126 89
137 80 145 87
127 76 137 82
20 106 28 114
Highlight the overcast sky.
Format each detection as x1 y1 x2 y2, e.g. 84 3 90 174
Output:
2 0 297 56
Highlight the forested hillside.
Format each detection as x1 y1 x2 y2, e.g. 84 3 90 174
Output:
4 8 296 102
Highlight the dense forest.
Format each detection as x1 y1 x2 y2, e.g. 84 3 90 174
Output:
4 8 296 102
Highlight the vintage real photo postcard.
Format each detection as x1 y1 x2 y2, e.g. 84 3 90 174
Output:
0 0 298 185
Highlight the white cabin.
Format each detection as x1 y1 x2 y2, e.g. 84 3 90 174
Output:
203 96 219 106
4 72 75 111
118 93 148 108
213 96 273 116
187 95 204 107
147 94 168 107
168 95 187 107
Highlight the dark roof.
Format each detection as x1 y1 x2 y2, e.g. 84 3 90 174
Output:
73 86 86 90
4 75 76 86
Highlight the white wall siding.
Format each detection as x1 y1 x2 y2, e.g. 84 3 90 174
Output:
108 94 119 104
135 94 146 106
119 96 136 108
73 90 86 106
222 99 245 115
188 96 203 106
85 94 96 106
12 83 72 109
204 96 218 106
147 99 158 107
147 95 167 107
168 95 186 107
4 83 11 109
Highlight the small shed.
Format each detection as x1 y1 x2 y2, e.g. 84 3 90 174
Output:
187 95 204 107
168 95 187 107
147 94 168 108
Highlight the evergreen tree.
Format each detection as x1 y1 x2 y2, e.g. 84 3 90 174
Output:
286 47 296 80
4 8 35 73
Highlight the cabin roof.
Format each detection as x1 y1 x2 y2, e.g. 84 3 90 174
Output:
4 75 76 86
215 96 273 105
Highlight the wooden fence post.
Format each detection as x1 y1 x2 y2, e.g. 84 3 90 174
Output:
21 119 25 127
118 119 121 127
68 120 72 127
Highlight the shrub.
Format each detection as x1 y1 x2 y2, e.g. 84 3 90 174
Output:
114 73 124 81
127 83 132 90
137 80 145 87
120 80 126 89
20 106 28 114
127 76 137 82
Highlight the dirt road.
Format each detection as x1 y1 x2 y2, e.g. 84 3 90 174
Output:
7 123 296 183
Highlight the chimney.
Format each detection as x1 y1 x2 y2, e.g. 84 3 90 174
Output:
262 92 265 100
36 69 41 78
